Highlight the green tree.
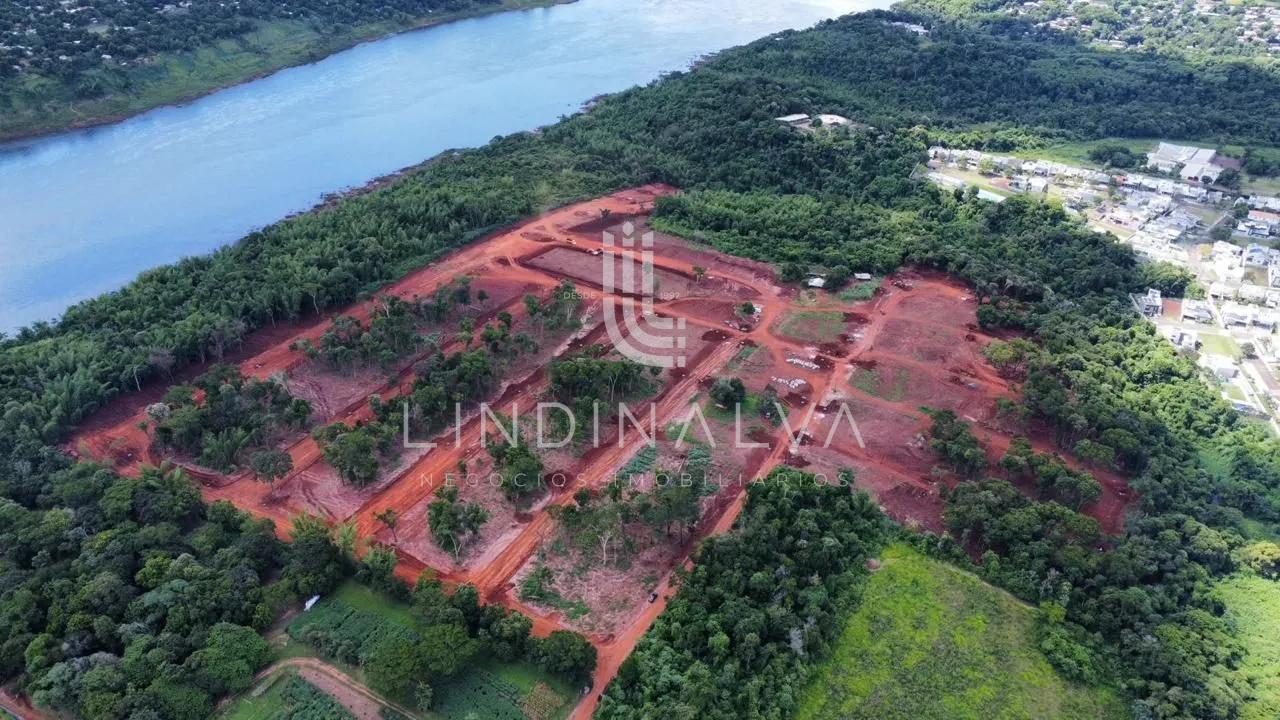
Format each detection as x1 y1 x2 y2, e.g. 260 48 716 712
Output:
418 623 480 677
428 486 490 558
530 631 598 682
250 449 293 486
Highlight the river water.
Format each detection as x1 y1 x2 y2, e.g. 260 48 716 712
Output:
0 0 886 331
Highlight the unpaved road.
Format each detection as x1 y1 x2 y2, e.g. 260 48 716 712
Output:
237 657 415 720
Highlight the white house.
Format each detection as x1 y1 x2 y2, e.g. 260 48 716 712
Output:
1182 299 1215 323
1146 142 1223 183
1209 358 1240 380
1222 302 1253 327
776 114 813 131
1208 282 1234 300
1212 240 1242 259
1240 284 1269 304
1136 288 1163 316
1244 243 1272 267
1163 327 1198 351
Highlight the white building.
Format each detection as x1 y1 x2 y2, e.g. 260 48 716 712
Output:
1209 358 1240 380
1163 327 1198 351
1240 284 1269 304
1223 302 1253 327
1182 299 1215 323
1146 142 1222 183
776 114 811 127
1136 288 1163 316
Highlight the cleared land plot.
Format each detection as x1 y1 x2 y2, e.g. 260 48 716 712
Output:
775 310 848 344
850 359 998 422
874 318 973 366
1199 333 1241 357
524 247 695 299
513 404 762 637
817 401 933 477
795 544 1128 720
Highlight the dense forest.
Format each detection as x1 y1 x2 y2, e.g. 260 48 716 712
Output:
4 6 1280 719
0 0 501 84
2 464 312 720
0 0 543 138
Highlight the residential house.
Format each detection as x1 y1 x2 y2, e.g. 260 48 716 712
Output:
1136 288 1163 316
1163 327 1198 351
1244 243 1272 267
1222 302 1253 327
1212 240 1242 259
1248 209 1280 235
1209 358 1240 380
1182 299 1215 323
1240 220 1272 239
1240 284 1269 304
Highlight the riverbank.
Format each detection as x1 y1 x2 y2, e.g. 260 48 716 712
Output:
0 0 574 144
0 0 882 331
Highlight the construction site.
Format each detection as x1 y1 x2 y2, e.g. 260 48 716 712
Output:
66 185 1134 719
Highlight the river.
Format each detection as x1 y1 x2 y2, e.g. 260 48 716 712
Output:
0 0 887 332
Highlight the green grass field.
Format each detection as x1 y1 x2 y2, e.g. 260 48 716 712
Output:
794 544 1128 720
219 670 292 720
777 310 845 343
1199 333 1241 358
839 280 880 302
850 365 910 401
1216 572 1280 720
219 671 355 720
328 580 418 627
